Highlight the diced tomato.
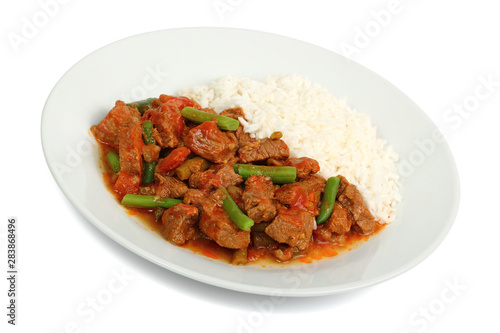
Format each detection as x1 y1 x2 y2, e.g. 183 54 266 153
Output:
157 147 191 172
114 172 141 199
159 95 201 110
160 104 185 138
275 185 308 211
286 157 320 174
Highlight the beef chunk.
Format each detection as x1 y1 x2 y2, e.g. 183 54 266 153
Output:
119 118 144 176
226 185 245 211
186 121 238 163
212 163 244 188
273 245 294 262
161 203 199 246
275 175 326 216
189 163 243 192
336 175 376 235
238 138 289 163
188 170 204 189
265 207 314 251
155 174 188 198
91 100 141 149
313 226 347 246
142 144 161 163
219 106 245 120
198 190 250 249
268 157 320 178
148 103 186 148
325 201 353 235
242 175 278 223
219 107 252 147
183 189 206 210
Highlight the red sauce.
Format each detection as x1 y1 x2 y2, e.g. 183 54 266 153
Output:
97 143 384 267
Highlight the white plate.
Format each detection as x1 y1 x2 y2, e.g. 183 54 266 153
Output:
41 28 460 297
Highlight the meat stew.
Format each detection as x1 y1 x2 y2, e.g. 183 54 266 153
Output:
91 95 381 265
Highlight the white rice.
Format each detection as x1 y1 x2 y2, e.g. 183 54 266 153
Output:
179 74 402 223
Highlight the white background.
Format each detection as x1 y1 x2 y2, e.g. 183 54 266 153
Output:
2 0 499 332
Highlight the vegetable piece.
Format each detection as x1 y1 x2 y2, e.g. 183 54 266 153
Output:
153 207 165 222
121 194 181 209
142 161 157 184
220 187 254 231
269 131 283 140
231 248 248 265
251 222 269 232
157 147 191 172
233 164 296 184
141 121 158 184
142 120 155 145
126 97 156 114
316 176 341 224
181 107 239 131
175 156 210 180
252 231 275 248
106 151 120 173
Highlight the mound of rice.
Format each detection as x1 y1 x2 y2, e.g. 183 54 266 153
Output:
179 74 401 223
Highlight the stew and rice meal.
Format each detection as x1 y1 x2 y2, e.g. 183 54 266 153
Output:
91 74 401 265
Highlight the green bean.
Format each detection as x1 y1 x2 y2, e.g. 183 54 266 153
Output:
233 164 296 184
316 176 341 224
121 194 181 209
127 97 156 114
142 120 155 145
220 187 254 231
181 107 239 131
142 161 157 184
106 151 120 173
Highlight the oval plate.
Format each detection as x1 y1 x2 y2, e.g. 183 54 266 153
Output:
41 28 460 296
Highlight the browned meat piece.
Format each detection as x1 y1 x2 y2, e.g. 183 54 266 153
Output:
188 170 203 189
91 100 141 149
186 121 239 163
235 127 252 147
226 185 245 211
273 245 294 262
324 201 353 234
242 175 278 223
336 175 376 235
198 189 250 249
197 170 220 192
142 144 161 163
275 175 326 216
147 103 186 148
215 163 244 188
268 157 320 178
155 174 188 198
183 189 206 210
119 118 144 176
219 106 251 147
189 163 243 192
265 207 314 251
219 106 245 120
161 203 199 246
315 229 347 246
238 138 289 163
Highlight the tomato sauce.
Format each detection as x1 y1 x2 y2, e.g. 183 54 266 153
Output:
98 143 384 267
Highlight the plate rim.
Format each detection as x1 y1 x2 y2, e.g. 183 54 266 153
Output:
41 27 461 297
